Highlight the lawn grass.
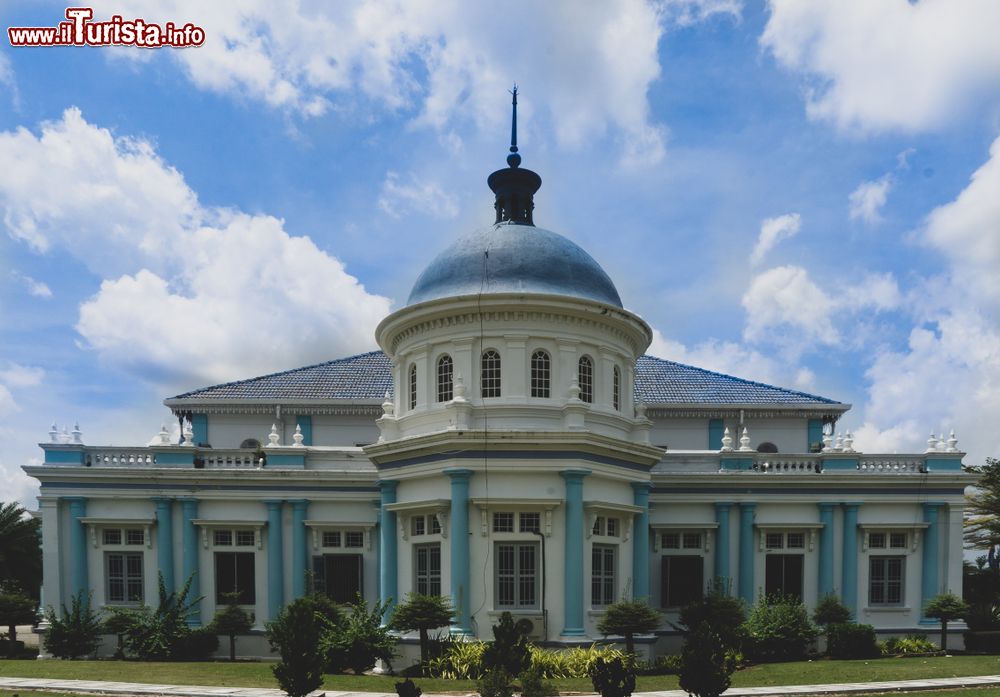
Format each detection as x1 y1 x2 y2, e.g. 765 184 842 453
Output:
3 655 1000 694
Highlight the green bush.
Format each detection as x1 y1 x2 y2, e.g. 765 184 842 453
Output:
44 592 102 659
813 594 852 628
266 597 333 697
0 584 37 657
881 634 937 656
209 592 254 661
826 622 880 659
121 574 201 659
517 663 557 697
395 677 422 697
925 592 969 652
742 595 818 663
596 600 661 656
177 626 220 659
677 588 745 651
425 639 487 679
678 623 736 697
476 668 514 697
329 594 395 674
482 612 531 677
635 653 682 675
588 656 636 697
528 644 630 679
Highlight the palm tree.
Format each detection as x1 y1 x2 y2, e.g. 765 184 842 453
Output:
0 502 42 598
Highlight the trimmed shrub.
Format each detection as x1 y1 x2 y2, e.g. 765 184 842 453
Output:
596 600 661 656
390 593 454 673
476 668 514 697
395 678 422 697
742 595 818 663
678 623 736 697
266 597 332 697
209 593 253 661
589 656 636 697
925 592 969 652
677 589 745 652
482 612 531 678
963 630 1000 653
518 663 557 697
813 594 852 628
826 622 879 659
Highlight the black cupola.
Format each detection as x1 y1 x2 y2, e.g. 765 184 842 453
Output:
487 86 542 225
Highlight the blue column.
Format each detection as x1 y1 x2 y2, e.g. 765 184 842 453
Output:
738 502 756 605
708 419 724 450
631 482 651 600
807 419 824 453
179 498 201 626
921 502 944 621
841 503 860 617
290 499 309 600
818 503 835 598
153 497 175 595
295 415 313 446
264 500 285 621
378 480 399 621
714 503 732 592
65 497 88 600
191 413 208 445
443 470 471 634
561 469 591 636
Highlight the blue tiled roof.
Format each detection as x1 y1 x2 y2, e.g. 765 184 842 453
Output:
634 355 843 406
170 351 843 407
168 351 393 401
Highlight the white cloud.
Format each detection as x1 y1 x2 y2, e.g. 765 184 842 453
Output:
378 172 459 220
0 385 17 417
0 457 36 508
0 109 391 388
98 0 673 165
12 271 52 298
742 265 839 347
761 0 1000 132
0 52 12 87
750 212 800 265
848 174 891 224
842 273 902 312
0 363 44 388
658 0 742 27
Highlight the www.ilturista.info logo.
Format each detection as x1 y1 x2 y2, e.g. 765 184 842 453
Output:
8 7 205 48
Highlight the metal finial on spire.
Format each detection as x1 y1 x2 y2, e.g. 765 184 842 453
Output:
507 84 521 168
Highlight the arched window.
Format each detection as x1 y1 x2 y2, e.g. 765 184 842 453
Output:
437 355 453 402
757 442 779 454
613 365 621 411
240 438 261 449
482 350 501 398
408 364 417 410
578 356 594 403
530 350 550 398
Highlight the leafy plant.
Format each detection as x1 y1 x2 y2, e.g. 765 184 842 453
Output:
881 634 937 655
676 586 745 651
0 502 42 598
678 623 736 697
588 656 636 697
425 638 486 679
266 596 333 697
596 599 662 656
476 666 514 697
389 593 454 673
925 592 969 653
209 592 254 661
518 662 557 697
742 594 818 663
330 594 396 674
527 644 629 679
482 611 531 677
826 622 880 659
44 592 102 659
123 573 201 659
812 594 852 628
102 606 138 659
395 677 422 697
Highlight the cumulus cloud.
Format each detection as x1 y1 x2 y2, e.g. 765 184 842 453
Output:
378 171 459 220
848 174 891 223
0 363 44 388
750 212 800 266
101 0 674 165
0 109 391 388
0 385 17 418
761 0 1000 132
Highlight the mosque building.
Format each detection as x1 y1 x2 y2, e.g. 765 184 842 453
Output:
26 92 973 659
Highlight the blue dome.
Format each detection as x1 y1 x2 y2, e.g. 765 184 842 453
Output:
407 223 623 308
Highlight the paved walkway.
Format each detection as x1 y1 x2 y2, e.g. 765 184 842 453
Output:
3 675 1000 697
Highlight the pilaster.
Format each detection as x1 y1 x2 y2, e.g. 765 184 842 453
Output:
444 469 472 634
738 502 755 605
561 468 590 636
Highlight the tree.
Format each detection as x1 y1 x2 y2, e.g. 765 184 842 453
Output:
389 593 453 673
0 583 37 656
812 594 852 628
0 502 41 599
596 599 662 656
210 592 254 661
266 597 333 697
924 592 969 653
122 573 201 659
964 458 1000 553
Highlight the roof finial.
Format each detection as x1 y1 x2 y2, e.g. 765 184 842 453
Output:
507 84 521 168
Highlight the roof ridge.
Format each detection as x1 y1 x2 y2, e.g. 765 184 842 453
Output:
169 350 387 400
637 354 843 405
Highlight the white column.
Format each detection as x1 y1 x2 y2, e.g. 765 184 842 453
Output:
505 335 528 399
38 497 61 628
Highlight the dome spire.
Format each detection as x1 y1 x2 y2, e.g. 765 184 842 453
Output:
488 85 541 225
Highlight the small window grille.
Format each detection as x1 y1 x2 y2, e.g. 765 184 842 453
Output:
409 364 417 410
519 512 540 534
437 355 453 402
493 512 514 533
578 356 594 403
481 350 501 398
322 531 341 548
531 350 550 398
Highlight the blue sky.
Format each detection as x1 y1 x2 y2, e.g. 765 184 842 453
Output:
2 0 1000 505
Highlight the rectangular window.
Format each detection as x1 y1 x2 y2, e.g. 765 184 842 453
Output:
682 532 701 549
869 532 886 549
235 530 256 547
322 531 341 548
786 532 805 549
214 530 233 546
661 555 703 607
314 554 363 604
345 531 364 548
496 542 538 609
214 551 255 604
662 532 680 549
870 556 904 606
125 529 144 546
889 533 908 549
606 518 619 538
414 544 442 597
519 512 540 534
106 552 143 604
764 554 804 601
493 512 514 533
430 515 441 535
103 529 122 545
765 532 784 550
593 516 605 537
591 545 616 607
412 516 426 536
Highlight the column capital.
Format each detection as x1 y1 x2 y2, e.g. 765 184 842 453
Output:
152 496 174 505
443 468 473 481
714 501 734 511
739 501 756 511
560 468 591 482
263 499 285 509
842 501 862 510
377 478 401 491
818 502 836 512
630 481 652 493
922 501 947 509
288 498 310 509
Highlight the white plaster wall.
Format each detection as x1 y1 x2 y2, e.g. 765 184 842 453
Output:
649 419 708 450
